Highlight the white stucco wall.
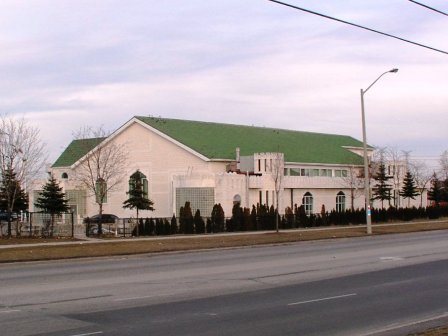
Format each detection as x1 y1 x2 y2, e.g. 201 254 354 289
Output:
36 119 428 222
46 121 229 219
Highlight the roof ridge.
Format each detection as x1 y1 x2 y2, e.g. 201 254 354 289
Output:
136 116 365 164
135 115 354 139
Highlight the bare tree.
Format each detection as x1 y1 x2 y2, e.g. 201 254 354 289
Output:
72 126 128 233
364 147 386 208
0 116 46 236
368 147 407 208
338 165 364 211
384 147 406 208
409 160 433 207
439 150 448 180
271 152 284 233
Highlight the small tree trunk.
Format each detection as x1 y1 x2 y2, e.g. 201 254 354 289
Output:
275 192 279 233
51 214 55 238
98 203 103 235
7 219 12 237
350 188 355 211
136 208 140 237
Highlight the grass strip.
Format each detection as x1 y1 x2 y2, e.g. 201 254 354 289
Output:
1 221 448 263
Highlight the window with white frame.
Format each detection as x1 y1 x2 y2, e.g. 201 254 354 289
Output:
335 169 348 177
285 168 348 178
302 192 313 215
336 191 346 212
320 169 332 177
129 171 148 198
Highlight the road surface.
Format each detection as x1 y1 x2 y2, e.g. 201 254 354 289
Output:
1 230 447 335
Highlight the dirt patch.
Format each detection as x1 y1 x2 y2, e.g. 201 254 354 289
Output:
409 326 448 336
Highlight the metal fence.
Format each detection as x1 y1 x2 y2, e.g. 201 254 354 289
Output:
14 212 77 238
86 217 146 237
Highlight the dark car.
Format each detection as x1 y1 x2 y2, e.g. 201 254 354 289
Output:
84 214 119 235
83 214 119 224
0 212 19 221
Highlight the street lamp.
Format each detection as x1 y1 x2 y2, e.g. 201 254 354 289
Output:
361 68 398 234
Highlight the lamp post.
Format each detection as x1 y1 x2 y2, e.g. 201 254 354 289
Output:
361 68 398 234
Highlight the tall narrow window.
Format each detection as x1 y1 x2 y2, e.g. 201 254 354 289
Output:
129 171 149 199
336 191 346 212
143 177 148 196
302 192 313 216
233 194 241 206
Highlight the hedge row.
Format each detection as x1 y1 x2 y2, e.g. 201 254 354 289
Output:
132 203 448 236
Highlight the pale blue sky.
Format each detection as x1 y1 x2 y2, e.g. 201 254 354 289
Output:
0 0 447 165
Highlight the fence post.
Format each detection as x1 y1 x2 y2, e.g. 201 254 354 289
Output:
71 212 74 238
29 213 32 237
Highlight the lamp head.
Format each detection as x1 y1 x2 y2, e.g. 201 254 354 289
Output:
389 68 399 73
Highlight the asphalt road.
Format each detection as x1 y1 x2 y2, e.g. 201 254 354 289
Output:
1 230 447 336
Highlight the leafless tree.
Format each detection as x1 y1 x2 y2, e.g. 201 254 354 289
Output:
368 147 407 208
271 152 284 233
383 147 406 208
439 150 448 180
0 116 46 236
338 165 364 211
363 147 386 207
409 160 432 207
72 126 128 233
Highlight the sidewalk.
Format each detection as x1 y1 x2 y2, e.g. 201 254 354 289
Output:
1 219 447 250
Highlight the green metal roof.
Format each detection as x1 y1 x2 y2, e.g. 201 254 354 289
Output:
53 117 366 167
136 116 365 165
52 137 106 168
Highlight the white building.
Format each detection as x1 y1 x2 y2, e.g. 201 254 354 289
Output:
31 116 425 222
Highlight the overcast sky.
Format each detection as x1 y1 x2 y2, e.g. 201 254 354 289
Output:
1 0 447 166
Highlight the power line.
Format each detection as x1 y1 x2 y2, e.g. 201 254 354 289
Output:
267 0 448 55
408 0 448 17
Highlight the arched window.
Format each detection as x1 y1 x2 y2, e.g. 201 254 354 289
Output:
336 191 346 212
61 172 68 179
129 170 148 198
233 194 241 205
302 192 313 216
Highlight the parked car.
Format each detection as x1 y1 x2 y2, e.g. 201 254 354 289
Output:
0 212 19 221
83 214 119 224
88 225 116 235
84 214 119 235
